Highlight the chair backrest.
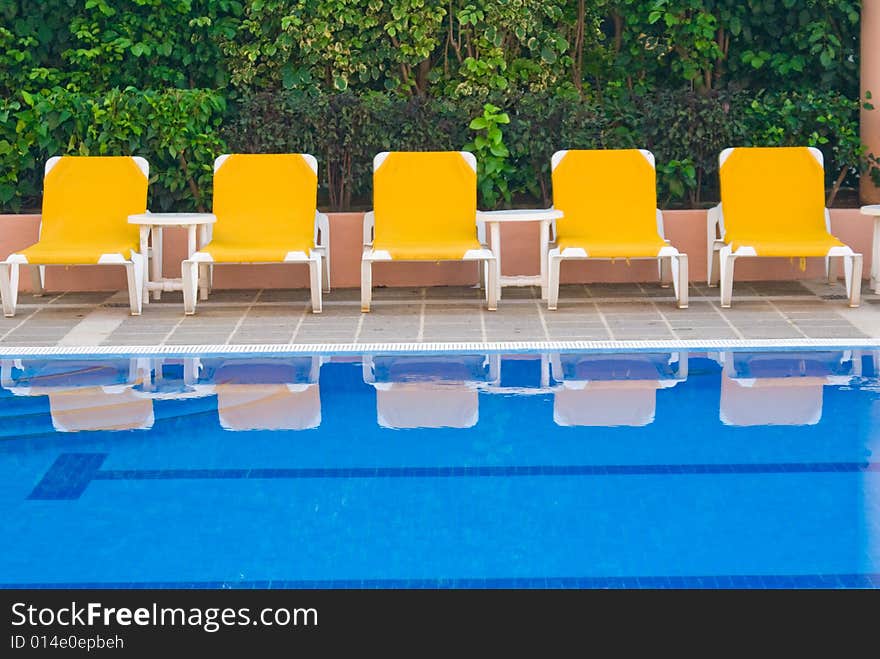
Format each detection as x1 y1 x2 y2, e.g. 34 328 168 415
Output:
718 146 827 241
40 156 148 246
373 151 477 245
551 149 659 244
212 153 317 246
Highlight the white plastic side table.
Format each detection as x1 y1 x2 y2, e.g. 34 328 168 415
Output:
860 205 880 293
128 213 216 302
477 209 563 300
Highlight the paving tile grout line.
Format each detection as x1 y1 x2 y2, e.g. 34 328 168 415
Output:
592 300 614 340
532 286 551 340
702 294 746 340
763 297 810 339
288 305 309 344
0 308 42 342
416 288 427 342
224 289 261 345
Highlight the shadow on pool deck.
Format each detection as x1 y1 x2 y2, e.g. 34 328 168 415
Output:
1 280 879 347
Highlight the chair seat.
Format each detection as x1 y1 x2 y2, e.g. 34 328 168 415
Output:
372 238 483 260
16 239 139 264
556 236 667 258
728 234 844 257
198 239 315 263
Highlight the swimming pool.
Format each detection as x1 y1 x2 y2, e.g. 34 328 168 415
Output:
1 348 878 588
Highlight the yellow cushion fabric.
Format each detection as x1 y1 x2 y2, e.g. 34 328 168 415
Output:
552 149 666 258
373 152 481 260
203 153 317 263
719 147 843 256
19 156 146 264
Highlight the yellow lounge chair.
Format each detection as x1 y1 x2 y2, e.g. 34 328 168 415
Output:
0 358 154 432
550 352 687 427
548 149 688 309
708 146 862 307
185 356 323 431
714 351 857 426
0 156 149 317
361 151 498 312
362 354 500 429
182 153 329 314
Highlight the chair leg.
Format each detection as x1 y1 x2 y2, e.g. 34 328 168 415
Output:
182 259 199 315
30 265 45 296
659 256 671 288
707 241 720 287
361 258 372 313
673 254 688 308
844 253 863 307
547 254 562 310
309 254 322 313
199 263 210 301
0 262 20 317
825 255 837 284
322 248 331 293
486 257 498 311
719 247 736 308
124 254 145 316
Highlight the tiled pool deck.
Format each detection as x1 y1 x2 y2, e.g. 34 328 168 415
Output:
2 279 880 348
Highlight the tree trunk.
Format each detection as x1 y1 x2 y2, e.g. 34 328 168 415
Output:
572 0 585 93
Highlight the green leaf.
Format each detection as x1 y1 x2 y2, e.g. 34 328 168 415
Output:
469 117 488 130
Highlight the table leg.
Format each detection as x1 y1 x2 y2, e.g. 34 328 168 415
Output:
186 225 197 258
139 225 151 305
873 217 880 294
152 227 163 300
539 219 549 300
490 222 502 300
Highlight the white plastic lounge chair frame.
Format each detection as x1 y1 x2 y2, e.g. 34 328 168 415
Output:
182 154 329 315
548 352 688 427
0 157 148 317
362 354 500 429
707 147 862 307
361 151 498 312
712 350 858 426
547 149 688 310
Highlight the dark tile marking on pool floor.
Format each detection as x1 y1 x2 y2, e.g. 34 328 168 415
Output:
27 453 108 500
27 452 880 500
2 573 879 589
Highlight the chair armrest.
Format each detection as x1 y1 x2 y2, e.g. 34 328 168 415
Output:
363 211 375 247
314 211 330 248
707 204 723 241
656 208 665 239
475 211 488 245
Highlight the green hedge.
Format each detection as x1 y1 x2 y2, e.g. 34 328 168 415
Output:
224 87 867 210
0 88 227 212
0 86 869 213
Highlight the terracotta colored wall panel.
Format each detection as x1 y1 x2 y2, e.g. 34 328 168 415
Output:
0 209 873 292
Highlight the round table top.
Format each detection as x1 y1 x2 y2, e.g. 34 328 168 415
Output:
476 208 563 223
859 204 880 217
128 212 216 226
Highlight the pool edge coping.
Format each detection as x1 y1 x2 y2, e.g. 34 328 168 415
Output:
1 338 878 358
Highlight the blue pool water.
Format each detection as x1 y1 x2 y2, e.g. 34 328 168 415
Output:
1 349 879 588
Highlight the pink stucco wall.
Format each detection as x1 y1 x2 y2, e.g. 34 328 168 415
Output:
0 208 872 292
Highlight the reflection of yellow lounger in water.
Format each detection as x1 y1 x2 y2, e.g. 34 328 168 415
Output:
187 357 322 431
550 353 687 427
363 355 500 429
715 351 857 427
0 358 153 432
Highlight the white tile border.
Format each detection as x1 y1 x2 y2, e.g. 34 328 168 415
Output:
0 338 879 358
